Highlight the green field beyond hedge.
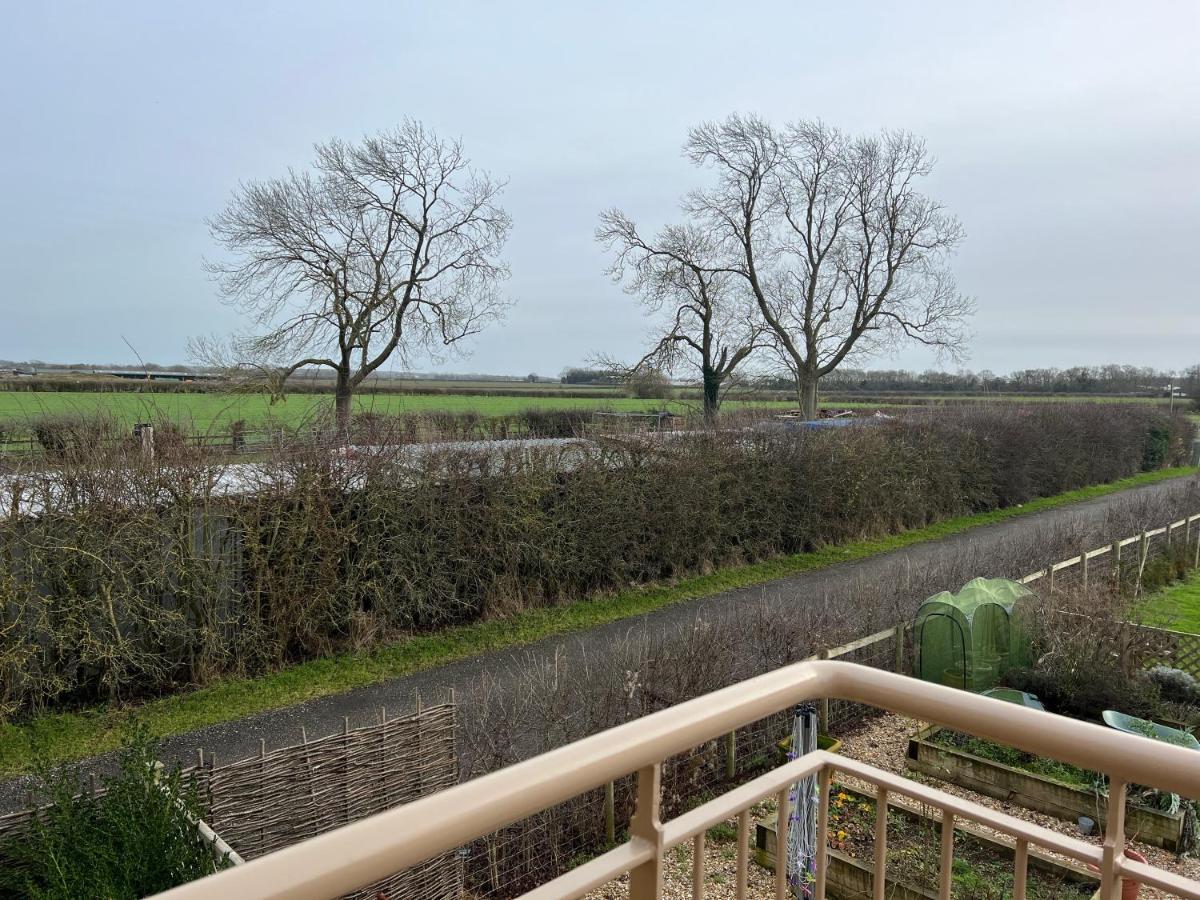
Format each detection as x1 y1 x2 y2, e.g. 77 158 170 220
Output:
0 390 802 435
1142 571 1200 634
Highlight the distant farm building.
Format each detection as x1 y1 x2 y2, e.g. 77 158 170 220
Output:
104 370 226 383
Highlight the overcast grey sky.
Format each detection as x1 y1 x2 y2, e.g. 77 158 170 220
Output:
1 1 1197 375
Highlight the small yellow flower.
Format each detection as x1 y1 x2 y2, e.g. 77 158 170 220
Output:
837 830 848 841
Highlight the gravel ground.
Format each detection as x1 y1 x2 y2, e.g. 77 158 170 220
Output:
583 713 1200 898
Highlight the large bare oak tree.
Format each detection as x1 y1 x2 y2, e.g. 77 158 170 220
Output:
596 211 766 421
205 121 511 428
685 114 972 418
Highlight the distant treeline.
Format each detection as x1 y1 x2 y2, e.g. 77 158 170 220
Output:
4 362 1198 399
777 364 1200 396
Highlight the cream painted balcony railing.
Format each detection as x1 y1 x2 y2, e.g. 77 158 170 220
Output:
153 660 1200 900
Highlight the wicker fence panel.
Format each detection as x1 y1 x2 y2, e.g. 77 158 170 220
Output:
196 703 460 900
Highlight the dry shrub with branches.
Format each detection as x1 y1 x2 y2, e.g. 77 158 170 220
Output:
0 404 1193 719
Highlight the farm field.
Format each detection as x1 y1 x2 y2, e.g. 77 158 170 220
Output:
0 389 802 435
0 386 1188 439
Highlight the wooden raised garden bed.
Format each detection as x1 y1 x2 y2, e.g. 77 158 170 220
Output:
755 783 1097 899
907 724 1187 851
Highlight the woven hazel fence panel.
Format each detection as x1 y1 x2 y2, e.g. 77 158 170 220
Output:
194 702 460 900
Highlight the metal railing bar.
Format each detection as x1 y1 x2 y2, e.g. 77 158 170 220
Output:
1118 857 1200 900
660 754 824 848
774 788 789 900
629 764 663 899
872 785 887 900
831 671 1200 800
937 811 954 900
152 663 1200 900
519 840 657 900
828 755 1104 866
815 766 831 900
735 809 749 900
1013 838 1028 900
1100 779 1127 900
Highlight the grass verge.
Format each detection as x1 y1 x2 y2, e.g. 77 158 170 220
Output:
1 466 1195 775
1141 570 1200 634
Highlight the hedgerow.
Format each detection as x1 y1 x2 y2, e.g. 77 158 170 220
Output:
0 403 1192 718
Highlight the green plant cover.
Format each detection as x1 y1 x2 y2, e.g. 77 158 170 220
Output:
914 577 1034 692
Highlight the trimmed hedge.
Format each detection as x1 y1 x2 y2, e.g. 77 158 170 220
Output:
0 404 1192 718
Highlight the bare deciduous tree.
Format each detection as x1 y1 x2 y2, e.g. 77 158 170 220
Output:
595 211 766 422
685 114 973 419
204 120 511 429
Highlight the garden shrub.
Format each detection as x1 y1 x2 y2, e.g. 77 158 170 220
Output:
518 408 591 437
0 729 225 898
1144 424 1173 471
1148 666 1200 707
626 369 670 400
31 415 122 456
1003 587 1168 721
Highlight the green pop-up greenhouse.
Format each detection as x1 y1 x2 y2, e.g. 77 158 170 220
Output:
913 577 1033 692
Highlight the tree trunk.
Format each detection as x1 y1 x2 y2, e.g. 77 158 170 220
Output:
799 372 819 421
702 372 721 425
334 375 353 437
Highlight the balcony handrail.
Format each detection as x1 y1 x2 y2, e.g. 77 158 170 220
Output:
152 660 1200 900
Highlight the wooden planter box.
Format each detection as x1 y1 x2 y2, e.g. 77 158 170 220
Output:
756 818 932 900
906 725 1187 851
754 785 1096 900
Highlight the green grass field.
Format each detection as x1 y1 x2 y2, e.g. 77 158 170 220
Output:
0 390 804 436
1141 570 1200 634
0 386 1183 439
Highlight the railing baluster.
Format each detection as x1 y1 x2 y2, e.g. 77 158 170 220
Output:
938 811 954 900
775 787 790 899
873 786 887 900
1101 779 1128 900
735 809 750 900
692 832 705 899
629 763 664 900
815 766 832 900
1013 838 1028 900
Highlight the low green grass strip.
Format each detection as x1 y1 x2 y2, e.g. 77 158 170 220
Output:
1141 570 1200 634
1 465 1195 775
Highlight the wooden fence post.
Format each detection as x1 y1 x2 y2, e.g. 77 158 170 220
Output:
725 730 736 780
894 625 905 675
1081 548 1089 592
1135 530 1150 596
1112 540 1122 585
